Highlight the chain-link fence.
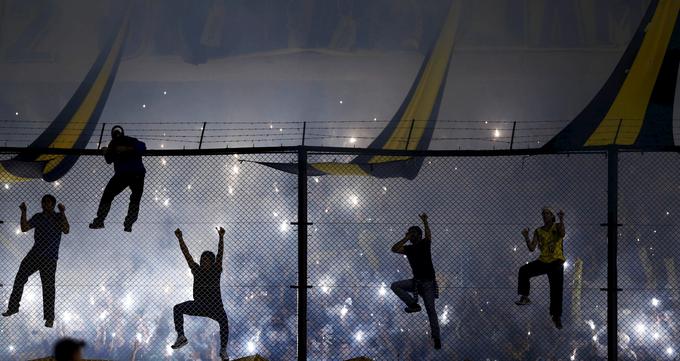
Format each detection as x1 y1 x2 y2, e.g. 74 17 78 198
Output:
0 147 678 360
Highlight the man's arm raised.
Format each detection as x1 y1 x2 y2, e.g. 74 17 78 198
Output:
175 228 196 268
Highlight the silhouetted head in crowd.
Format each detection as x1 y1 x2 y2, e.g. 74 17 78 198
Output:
54 338 85 361
200 251 216 270
111 125 124 139
406 225 423 244
41 194 56 213
541 207 556 226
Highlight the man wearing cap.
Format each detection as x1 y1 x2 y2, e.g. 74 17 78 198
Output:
90 125 146 232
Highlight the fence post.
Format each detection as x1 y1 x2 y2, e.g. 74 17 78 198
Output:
510 121 516 150
296 145 309 360
97 123 106 149
198 122 207 149
606 145 620 360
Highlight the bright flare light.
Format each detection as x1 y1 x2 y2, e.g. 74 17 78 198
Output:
651 297 660 307
348 195 359 207
63 311 73 322
279 220 290 233
122 293 134 309
247 341 256 353
340 305 348 318
354 330 365 342
8 345 15 353
350 137 357 144
3 183 9 189
666 347 674 356
494 129 500 138
634 323 646 335
586 319 596 330
231 165 240 175
378 283 387 297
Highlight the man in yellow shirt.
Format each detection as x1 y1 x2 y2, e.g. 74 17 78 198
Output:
515 208 566 329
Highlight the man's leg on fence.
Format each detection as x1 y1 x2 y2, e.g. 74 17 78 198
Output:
547 261 564 329
124 173 145 232
516 260 549 305
419 280 441 349
91 174 128 228
4 252 40 315
391 279 420 312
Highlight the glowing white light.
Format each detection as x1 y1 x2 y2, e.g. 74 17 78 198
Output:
350 137 357 144
8 345 15 353
136 333 143 343
164 286 171 294
63 311 73 322
527 331 531 336
494 129 500 138
160 144 165 148
15 112 19 116
586 320 596 330
314 177 320 183
228 186 234 195
165 345 174 356
339 100 343 104
26 291 36 302
563 261 569 270
122 293 134 309
247 340 256 353
54 181 60 187
340 305 348 318
279 220 290 233
161 158 167 166
440 305 450 325
231 165 240 175
634 323 646 335
187 184 192 190
651 297 660 307
378 283 387 296
666 347 674 356
163 90 167 95
593 335 598 342
354 330 365 342
484 121 488 124
373 117 377 121
666 211 670 216
279 128 283 132
15 227 21 235
3 183 9 189
319 277 333 294
142 104 146 108
163 199 170 207
512 246 517 252
653 332 661 340
269 124 273 129
99 310 108 320
348 195 359 207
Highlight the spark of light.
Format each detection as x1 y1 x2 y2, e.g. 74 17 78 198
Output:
348 194 359 207
99 310 108 320
163 90 167 95
440 305 450 325
314 177 320 183
586 319 596 330
350 137 357 144
373 117 377 121
269 124 273 129
231 165 240 175
634 323 646 335
651 297 660 307
15 227 21 235
280 220 290 233
494 129 500 138
160 144 165 148
563 260 569 270
165 345 173 356
142 104 146 108
340 305 348 318
4 183 9 189
354 330 365 343
593 335 598 342
653 332 661 340
187 184 192 190
319 277 333 294
163 199 170 207
247 340 256 353
15 112 19 116
63 311 73 322
136 333 143 343
8 345 15 353
666 347 674 356
570 349 576 361
378 283 387 297
54 181 60 187
339 100 343 104
161 158 167 166
228 186 234 195
122 293 134 310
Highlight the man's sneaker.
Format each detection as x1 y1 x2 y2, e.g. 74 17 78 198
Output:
514 296 531 306
404 304 422 313
123 223 132 233
219 348 229 361
552 316 563 330
45 319 54 328
2 309 18 317
89 219 105 229
170 335 188 349
434 337 441 350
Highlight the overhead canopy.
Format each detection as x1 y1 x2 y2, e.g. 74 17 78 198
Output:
252 1 460 180
0 9 129 183
544 0 680 151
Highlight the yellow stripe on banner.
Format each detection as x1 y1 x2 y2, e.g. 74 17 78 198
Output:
586 0 680 146
0 163 31 183
369 2 460 164
311 163 369 176
37 18 129 173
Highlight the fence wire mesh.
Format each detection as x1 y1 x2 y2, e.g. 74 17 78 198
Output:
0 148 677 360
